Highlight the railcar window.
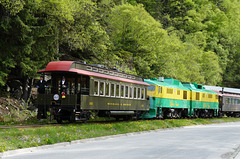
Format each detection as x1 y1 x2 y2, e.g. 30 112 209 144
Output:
129 87 133 98
215 95 218 100
80 76 90 95
92 68 98 72
134 87 137 99
235 99 238 105
202 93 205 98
232 99 235 104
238 99 240 104
111 83 115 97
148 85 155 91
142 88 145 99
106 83 110 97
226 98 228 104
208 94 213 98
125 86 129 98
167 88 173 94
138 88 141 99
177 90 180 95
65 78 75 95
94 81 99 96
116 84 120 97
121 85 124 98
183 91 187 99
87 66 92 71
196 92 200 100
100 82 104 96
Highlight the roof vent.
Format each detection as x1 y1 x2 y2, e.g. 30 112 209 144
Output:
158 77 164 82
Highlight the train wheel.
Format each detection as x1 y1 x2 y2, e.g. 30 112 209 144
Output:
209 111 213 118
178 111 182 119
194 111 199 118
69 113 76 123
218 112 223 118
235 113 240 118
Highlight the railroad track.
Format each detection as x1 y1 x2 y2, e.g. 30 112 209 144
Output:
0 118 136 129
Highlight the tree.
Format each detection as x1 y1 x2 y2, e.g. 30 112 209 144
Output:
108 3 169 77
0 0 77 100
61 0 113 65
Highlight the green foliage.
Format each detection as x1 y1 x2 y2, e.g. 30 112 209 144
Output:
63 0 113 64
1 0 240 90
0 0 25 15
0 0 77 86
107 3 222 84
108 3 168 77
126 0 240 86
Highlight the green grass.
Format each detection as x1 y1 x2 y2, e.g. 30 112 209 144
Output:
1 117 240 152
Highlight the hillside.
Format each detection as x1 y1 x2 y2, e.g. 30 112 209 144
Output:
0 97 36 123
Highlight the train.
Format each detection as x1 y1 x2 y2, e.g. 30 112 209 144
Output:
36 61 240 123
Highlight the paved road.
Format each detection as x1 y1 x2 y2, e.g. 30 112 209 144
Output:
2 122 240 159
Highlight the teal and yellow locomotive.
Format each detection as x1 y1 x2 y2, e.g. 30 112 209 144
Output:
143 78 219 119
182 82 219 118
143 78 190 119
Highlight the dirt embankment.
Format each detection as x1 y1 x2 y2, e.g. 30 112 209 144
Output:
0 97 36 122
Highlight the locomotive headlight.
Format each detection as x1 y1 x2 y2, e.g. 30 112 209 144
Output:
53 94 59 100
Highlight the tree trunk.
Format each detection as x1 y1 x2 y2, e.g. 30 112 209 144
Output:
21 77 29 102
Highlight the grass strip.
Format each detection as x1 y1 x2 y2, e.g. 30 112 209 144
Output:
1 117 240 152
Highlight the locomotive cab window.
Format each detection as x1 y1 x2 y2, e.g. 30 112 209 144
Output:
51 75 76 95
183 91 187 99
148 85 155 91
196 92 200 100
68 78 76 95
